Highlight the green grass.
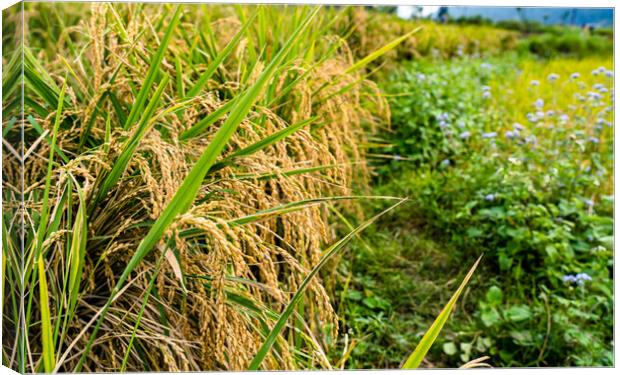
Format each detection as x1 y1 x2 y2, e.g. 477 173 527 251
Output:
327 221 486 368
339 52 613 367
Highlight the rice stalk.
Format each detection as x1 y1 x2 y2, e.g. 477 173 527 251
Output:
2 3 414 371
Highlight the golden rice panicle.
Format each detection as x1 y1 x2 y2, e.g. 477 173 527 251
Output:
11 2 394 371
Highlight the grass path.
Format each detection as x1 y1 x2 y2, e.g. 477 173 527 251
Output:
332 206 486 368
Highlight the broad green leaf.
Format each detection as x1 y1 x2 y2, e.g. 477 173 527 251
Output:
443 342 458 356
486 286 503 305
505 305 531 322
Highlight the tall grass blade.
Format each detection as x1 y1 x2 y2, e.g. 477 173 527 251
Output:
247 198 407 370
228 195 400 227
178 97 236 140
345 26 423 74
122 7 181 130
235 163 341 181
66 185 87 317
228 116 318 159
179 195 402 239
96 75 170 203
34 84 67 373
37 259 54 373
185 11 257 98
401 254 483 369
120 253 165 372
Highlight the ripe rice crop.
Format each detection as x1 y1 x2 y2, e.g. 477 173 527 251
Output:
1 3 412 372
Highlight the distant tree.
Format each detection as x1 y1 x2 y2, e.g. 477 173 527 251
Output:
437 7 449 23
516 7 526 23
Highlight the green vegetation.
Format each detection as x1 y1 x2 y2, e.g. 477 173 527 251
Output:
336 55 613 367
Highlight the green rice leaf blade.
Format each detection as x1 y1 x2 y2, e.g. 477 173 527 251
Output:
178 97 236 140
345 26 423 74
35 84 67 374
228 116 318 159
186 11 257 98
122 7 181 130
401 254 483 369
96 75 170 202
248 198 407 370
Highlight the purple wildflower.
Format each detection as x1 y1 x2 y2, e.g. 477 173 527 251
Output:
535 98 544 109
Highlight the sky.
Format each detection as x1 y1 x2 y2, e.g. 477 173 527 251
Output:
396 5 440 19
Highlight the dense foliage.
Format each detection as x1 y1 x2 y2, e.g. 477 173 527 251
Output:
338 55 614 367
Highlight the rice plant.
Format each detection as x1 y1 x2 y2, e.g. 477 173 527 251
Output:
1 2 456 372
